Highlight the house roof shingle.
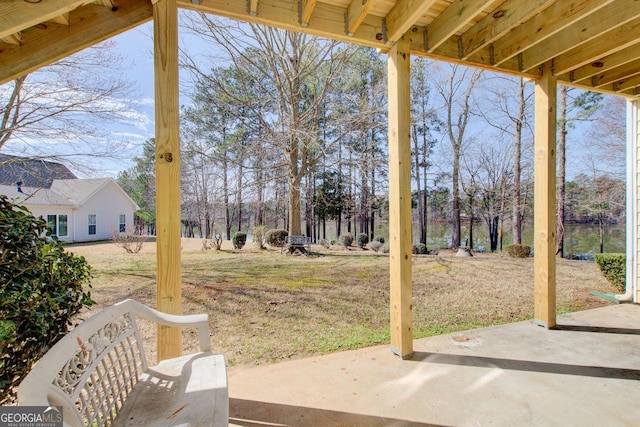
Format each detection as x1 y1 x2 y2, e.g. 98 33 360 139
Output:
0 154 77 189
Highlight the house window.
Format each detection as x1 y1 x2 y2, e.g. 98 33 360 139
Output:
119 214 126 233
58 215 68 237
88 214 96 235
47 215 57 235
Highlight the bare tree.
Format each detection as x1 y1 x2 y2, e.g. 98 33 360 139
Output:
556 87 603 257
477 76 533 245
434 64 483 248
0 41 143 170
181 14 363 235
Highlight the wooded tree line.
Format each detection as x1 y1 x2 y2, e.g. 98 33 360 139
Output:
0 15 624 255
113 17 626 255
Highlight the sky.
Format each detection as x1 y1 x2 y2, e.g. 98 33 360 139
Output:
1 13 626 181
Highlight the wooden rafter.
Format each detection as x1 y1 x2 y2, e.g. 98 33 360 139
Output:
0 0 88 40
522 0 640 74
300 0 317 27
346 0 375 37
248 0 259 17
0 0 153 86
568 44 640 83
553 16 640 76
459 0 555 60
590 60 640 88
385 0 438 44
425 0 487 53
492 0 614 68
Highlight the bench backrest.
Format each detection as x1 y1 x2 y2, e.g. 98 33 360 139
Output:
18 301 148 427
286 235 309 245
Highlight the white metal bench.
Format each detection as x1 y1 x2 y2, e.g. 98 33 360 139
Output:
17 299 228 427
282 235 311 255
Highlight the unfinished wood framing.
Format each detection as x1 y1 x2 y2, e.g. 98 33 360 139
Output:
387 35 413 359
533 61 557 329
154 0 182 361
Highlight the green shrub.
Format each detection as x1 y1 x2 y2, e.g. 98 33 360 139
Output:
232 231 247 249
253 226 266 250
356 233 369 248
595 253 626 293
340 233 354 248
374 236 385 244
265 229 288 247
0 196 94 404
504 244 531 258
330 239 337 245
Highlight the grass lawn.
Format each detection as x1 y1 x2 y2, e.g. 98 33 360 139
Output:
73 239 617 366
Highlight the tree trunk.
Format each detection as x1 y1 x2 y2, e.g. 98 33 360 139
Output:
556 86 568 257
513 78 525 245
413 125 426 244
451 145 461 248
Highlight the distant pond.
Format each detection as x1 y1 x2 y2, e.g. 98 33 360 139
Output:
419 223 625 260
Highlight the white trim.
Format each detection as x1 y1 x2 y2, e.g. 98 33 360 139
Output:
621 100 638 302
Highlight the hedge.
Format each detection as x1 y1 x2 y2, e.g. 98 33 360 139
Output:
595 253 626 293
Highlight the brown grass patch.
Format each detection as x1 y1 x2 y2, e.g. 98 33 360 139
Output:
70 239 617 366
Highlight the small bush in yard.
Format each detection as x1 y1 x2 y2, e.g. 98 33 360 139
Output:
595 253 626 293
369 240 383 252
374 236 385 244
318 238 330 249
340 233 354 248
504 244 531 258
232 231 247 249
265 229 288 247
112 228 146 253
357 233 369 248
0 196 94 404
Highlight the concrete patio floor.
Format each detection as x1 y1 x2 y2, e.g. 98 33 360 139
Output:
227 304 640 426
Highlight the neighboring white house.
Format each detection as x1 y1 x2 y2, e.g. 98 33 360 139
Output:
0 178 139 243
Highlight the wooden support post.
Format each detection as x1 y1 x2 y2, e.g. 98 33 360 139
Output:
154 0 182 360
626 100 639 303
388 35 413 359
534 61 557 328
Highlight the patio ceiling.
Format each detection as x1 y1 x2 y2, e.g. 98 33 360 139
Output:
3 0 640 98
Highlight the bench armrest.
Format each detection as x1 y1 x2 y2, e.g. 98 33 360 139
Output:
117 299 212 352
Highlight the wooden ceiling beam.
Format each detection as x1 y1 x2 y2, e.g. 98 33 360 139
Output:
611 76 640 96
385 0 438 44
425 0 488 53
567 43 640 83
180 0 386 49
520 0 638 72
588 60 640 88
459 0 555 60
492 0 614 68
300 0 317 27
0 0 152 86
248 0 258 17
346 0 375 37
0 0 90 39
608 74 640 92
553 16 640 75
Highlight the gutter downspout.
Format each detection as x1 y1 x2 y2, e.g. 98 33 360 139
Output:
617 101 637 302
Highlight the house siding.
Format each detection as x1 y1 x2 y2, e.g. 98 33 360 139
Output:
27 206 75 243
73 181 136 242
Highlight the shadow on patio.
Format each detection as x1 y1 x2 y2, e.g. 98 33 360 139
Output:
228 304 640 426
